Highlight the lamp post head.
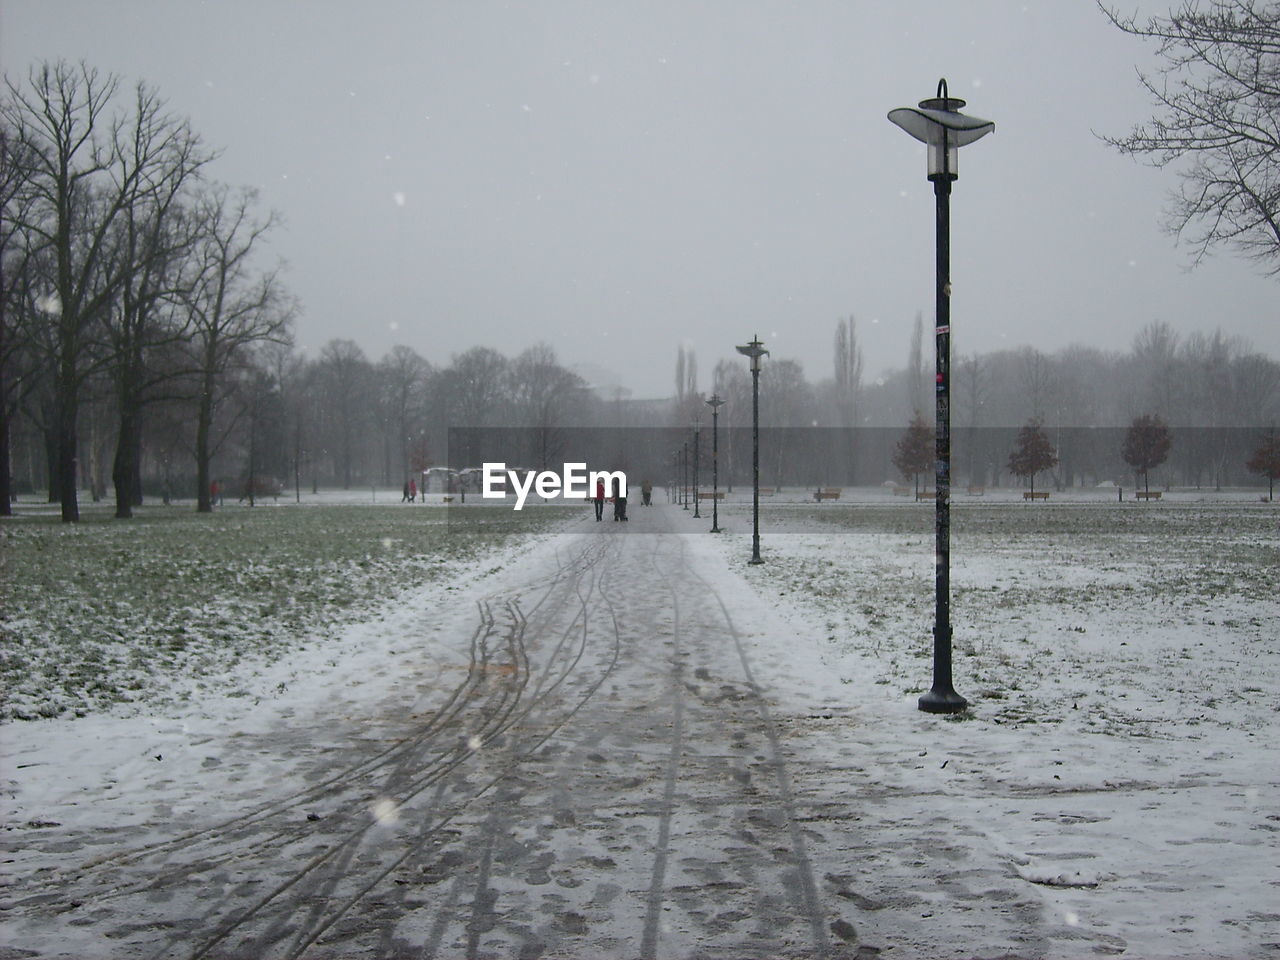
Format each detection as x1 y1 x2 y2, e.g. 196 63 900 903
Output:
706 393 725 411
888 78 994 181
735 336 769 372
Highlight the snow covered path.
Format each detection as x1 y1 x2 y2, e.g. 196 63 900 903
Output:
6 502 1271 958
7 508 861 958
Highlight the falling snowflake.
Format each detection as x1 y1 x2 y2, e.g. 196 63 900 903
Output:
394 192 407 207
371 798 399 825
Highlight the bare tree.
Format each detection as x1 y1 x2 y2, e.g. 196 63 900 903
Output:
1100 0 1280 273
508 343 585 470
313 339 371 489
182 185 291 511
1132 320 1183 419
107 108 211 518
1017 346 1055 421
957 352 990 486
834 315 865 485
908 312 926 414
2 62 206 520
376 344 432 483
0 120 39 515
833 316 865 420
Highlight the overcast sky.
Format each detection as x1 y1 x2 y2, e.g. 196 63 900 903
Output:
4 1 1276 397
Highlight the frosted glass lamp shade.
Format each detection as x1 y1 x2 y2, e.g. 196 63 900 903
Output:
888 95 994 181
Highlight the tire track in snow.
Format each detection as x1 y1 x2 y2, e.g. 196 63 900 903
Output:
247 534 627 960
3 530 617 960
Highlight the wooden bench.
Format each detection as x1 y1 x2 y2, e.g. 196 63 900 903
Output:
757 487 776 496
915 489 936 501
892 486 911 497
1023 491 1049 501
442 496 454 503
814 487 842 501
1134 490 1162 500
697 491 725 500
967 485 986 496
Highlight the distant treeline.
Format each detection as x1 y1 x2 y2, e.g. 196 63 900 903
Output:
6 324 1275 510
4 64 1276 518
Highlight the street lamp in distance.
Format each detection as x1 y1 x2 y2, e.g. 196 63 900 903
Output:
888 79 994 715
735 336 768 565
682 440 689 510
705 394 725 533
692 414 702 518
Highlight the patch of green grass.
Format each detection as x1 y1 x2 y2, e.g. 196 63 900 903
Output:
0 504 565 720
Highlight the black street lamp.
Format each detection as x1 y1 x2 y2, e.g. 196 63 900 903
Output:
706 394 725 532
735 336 769 564
682 440 689 510
889 79 994 715
693 415 702 518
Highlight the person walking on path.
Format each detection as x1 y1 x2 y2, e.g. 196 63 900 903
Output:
408 478 417 503
594 479 606 521
401 480 412 503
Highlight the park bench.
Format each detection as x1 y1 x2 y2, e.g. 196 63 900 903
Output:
915 489 936 501
442 496 454 503
1134 490 1162 500
1023 491 1050 501
814 487 842 501
967 485 986 496
697 491 725 500
757 487 776 496
892 486 911 497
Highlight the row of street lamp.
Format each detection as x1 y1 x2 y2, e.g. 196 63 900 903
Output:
669 81 992 715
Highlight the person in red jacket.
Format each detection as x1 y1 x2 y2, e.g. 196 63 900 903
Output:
594 479 605 521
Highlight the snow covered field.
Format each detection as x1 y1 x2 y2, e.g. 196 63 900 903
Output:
0 497 570 721
699 493 1280 956
2 489 1277 958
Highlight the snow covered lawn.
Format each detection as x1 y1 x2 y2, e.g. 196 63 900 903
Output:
2 493 1276 957
698 496 1279 956
0 499 570 721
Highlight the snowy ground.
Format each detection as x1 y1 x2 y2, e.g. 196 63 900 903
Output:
2 489 1277 958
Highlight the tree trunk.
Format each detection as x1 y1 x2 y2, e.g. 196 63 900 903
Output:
0 384 11 517
195 377 214 513
56 400 79 522
293 413 302 503
113 405 141 519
